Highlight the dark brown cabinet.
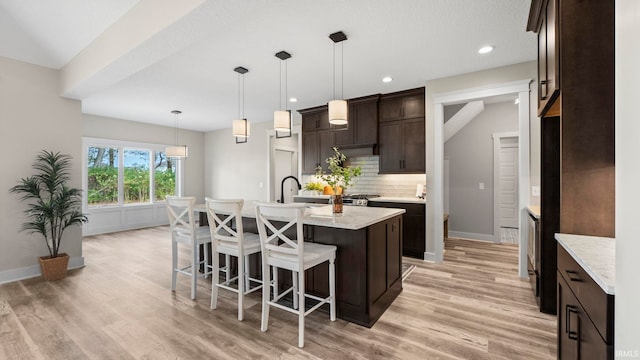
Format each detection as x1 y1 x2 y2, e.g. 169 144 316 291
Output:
379 88 425 123
368 200 424 258
300 106 334 174
334 95 379 149
379 117 425 173
303 215 403 327
557 245 614 359
378 88 425 174
531 0 559 115
528 0 615 315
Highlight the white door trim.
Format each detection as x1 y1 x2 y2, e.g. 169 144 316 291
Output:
430 79 531 278
265 125 302 202
493 132 519 243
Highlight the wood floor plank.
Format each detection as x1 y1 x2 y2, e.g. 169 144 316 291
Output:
0 229 556 359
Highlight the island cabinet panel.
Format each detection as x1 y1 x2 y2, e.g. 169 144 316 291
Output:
305 214 403 327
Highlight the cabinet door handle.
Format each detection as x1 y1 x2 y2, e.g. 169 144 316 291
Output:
565 270 581 282
540 95 547 100
315 120 319 128
540 80 548 85
566 305 579 341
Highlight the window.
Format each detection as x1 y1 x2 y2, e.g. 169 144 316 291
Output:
123 149 150 204
84 138 181 208
87 147 119 206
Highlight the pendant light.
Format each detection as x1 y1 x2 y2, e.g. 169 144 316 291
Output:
232 66 250 143
328 31 348 129
166 110 188 158
274 50 292 138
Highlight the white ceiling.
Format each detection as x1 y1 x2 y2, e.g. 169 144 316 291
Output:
0 0 536 132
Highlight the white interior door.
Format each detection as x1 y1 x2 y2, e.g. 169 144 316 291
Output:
498 138 519 228
274 149 297 203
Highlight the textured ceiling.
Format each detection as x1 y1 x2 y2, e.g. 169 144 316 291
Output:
0 0 536 132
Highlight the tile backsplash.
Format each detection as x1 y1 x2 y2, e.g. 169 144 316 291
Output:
301 155 426 198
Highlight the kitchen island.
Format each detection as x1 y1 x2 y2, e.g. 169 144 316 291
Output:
200 203 405 327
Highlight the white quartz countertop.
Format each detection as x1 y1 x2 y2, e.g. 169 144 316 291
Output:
555 233 615 295
197 201 405 231
293 195 331 199
368 197 426 204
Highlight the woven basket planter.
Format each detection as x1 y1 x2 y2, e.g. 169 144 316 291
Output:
38 253 69 281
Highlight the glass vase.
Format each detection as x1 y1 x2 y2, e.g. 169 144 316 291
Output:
331 194 343 213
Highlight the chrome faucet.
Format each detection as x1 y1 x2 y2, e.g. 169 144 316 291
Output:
280 176 301 204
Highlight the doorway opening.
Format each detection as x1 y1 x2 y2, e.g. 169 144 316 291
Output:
431 79 531 278
267 127 300 203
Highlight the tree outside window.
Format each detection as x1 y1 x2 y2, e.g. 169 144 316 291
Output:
87 147 118 206
154 151 176 201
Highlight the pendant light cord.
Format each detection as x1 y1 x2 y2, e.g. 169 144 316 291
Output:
237 74 241 119
341 42 344 99
279 59 282 110
333 43 336 100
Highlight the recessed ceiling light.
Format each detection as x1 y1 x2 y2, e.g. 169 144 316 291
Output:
289 97 298 103
382 76 393 83
478 45 494 54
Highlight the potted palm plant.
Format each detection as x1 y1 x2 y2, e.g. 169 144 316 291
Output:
10 150 88 281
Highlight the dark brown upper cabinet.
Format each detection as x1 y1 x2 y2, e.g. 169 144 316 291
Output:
300 105 333 174
528 0 559 116
379 88 425 123
334 94 380 149
378 88 425 174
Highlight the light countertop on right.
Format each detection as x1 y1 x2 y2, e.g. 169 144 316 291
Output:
527 205 541 219
368 197 426 204
555 233 615 295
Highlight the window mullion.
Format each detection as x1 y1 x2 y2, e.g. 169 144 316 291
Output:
118 146 125 205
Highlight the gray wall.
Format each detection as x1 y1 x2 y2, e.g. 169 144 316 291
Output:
83 114 206 202
0 56 83 281
205 120 272 201
444 101 518 237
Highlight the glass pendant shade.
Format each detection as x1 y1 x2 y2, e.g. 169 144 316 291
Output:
328 99 348 125
165 145 188 158
232 119 250 138
274 110 291 132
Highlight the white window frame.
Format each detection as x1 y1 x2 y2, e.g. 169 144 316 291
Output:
82 137 185 235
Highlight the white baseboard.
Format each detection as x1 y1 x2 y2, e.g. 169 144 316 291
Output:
423 251 437 262
0 256 85 285
448 231 495 242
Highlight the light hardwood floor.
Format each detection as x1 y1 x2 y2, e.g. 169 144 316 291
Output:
0 228 556 359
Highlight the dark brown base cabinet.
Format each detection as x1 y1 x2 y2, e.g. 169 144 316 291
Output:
557 246 614 359
368 201 425 259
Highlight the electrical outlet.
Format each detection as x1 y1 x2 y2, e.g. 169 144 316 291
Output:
531 185 540 196
479 182 485 190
